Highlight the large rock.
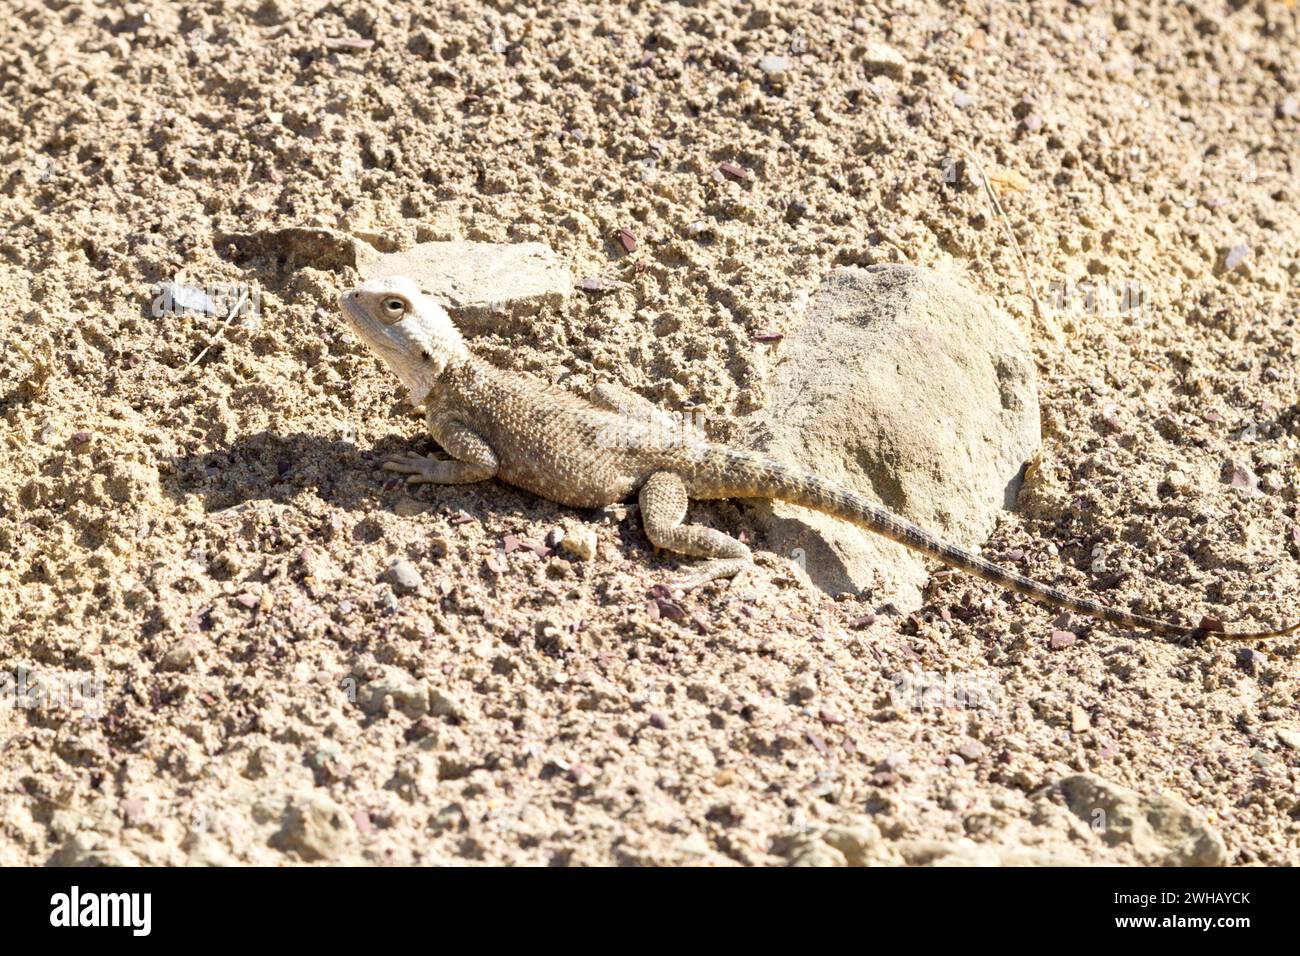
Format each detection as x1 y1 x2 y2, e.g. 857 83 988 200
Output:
362 240 571 330
745 265 1040 608
779 820 1095 867
1055 773 1228 866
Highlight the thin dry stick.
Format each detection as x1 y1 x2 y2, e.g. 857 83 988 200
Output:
956 144 1046 324
186 285 249 369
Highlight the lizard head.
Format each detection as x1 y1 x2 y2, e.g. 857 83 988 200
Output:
339 276 469 403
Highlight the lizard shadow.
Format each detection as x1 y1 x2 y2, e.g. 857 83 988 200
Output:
159 428 569 536
161 429 399 515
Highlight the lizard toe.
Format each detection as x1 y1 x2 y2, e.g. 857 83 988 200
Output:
675 558 751 592
382 453 445 477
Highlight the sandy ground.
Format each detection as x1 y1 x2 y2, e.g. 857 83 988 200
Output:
1 0 1298 866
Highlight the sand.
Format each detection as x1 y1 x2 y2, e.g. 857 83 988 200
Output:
1 0 1298 865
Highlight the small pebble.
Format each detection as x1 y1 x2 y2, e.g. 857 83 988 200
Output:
160 639 197 672
860 43 906 79
1238 648 1266 671
561 529 598 560
1165 468 1193 494
119 799 148 826
386 559 422 591
323 36 374 52
953 91 975 109
757 55 792 78
1050 629 1077 650
1228 459 1260 495
1070 705 1091 733
957 739 986 761
1224 244 1249 271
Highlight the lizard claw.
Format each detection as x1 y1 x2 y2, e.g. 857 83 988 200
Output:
382 453 446 482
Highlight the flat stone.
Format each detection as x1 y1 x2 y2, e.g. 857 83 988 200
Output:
744 265 1040 608
361 240 571 331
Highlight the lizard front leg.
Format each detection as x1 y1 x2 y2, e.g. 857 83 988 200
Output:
383 411 498 485
639 471 752 589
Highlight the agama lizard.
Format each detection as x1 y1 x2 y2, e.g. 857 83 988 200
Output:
340 276 1297 642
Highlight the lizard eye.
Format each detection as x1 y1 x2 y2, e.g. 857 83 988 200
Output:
379 296 407 322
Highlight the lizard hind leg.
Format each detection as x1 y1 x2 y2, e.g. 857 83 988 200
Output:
639 470 752 590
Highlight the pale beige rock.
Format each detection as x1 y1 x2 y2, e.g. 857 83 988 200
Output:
561 528 599 561
273 795 354 862
895 838 1094 866
784 834 849 867
362 240 571 329
821 820 893 866
861 42 907 79
1056 773 1228 866
355 665 430 718
746 265 1040 608
218 229 570 330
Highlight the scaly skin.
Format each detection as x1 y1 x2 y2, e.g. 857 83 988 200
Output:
340 276 1298 642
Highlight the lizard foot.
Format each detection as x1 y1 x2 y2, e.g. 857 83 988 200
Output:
382 452 447 483
675 558 751 592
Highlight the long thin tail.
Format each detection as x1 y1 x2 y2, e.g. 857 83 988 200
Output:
702 449 1297 641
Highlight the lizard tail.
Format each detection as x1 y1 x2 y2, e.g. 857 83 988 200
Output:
695 449 1298 641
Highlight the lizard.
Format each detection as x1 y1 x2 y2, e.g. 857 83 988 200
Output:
339 275 1298 643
